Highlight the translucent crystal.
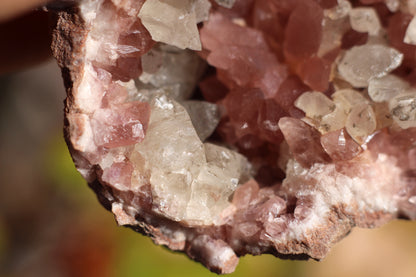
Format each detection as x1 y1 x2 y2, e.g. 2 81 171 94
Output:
91 102 150 148
186 143 249 225
135 44 205 101
337 44 403 87
404 16 416 45
349 8 381 36
332 89 368 113
324 0 351 20
138 0 202 50
135 96 206 221
294 91 335 120
279 117 331 168
194 0 211 23
180 100 221 141
319 103 348 133
345 103 377 144
134 96 246 224
368 74 410 102
373 102 394 129
385 0 399 12
321 128 362 161
389 92 416 129
318 16 350 57
202 12 286 98
101 161 134 191
284 0 323 62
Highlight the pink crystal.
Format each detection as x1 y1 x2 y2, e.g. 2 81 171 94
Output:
221 88 264 139
321 128 363 161
257 99 286 143
91 102 150 148
279 117 331 167
91 0 154 81
101 161 134 189
284 0 323 65
274 75 309 118
298 56 332 92
341 29 369 49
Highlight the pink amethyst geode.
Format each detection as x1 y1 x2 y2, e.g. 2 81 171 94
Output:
52 0 416 274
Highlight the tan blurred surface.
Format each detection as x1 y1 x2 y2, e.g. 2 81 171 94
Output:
0 0 49 22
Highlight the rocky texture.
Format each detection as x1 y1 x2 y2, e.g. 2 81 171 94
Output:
52 0 416 274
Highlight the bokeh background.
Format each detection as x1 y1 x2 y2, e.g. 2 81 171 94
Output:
1 58 416 277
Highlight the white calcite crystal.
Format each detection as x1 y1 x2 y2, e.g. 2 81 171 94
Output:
186 143 249 225
135 96 206 221
295 89 381 136
135 44 206 101
194 0 212 23
138 0 209 50
338 44 404 87
385 0 400 12
295 91 335 120
404 16 416 45
135 96 249 224
181 100 221 141
349 8 381 36
319 103 348 133
389 92 416 129
332 89 369 112
345 103 377 144
368 74 410 102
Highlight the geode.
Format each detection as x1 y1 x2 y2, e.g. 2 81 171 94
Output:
52 0 416 274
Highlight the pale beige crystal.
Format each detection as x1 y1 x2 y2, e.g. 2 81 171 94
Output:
337 44 403 87
318 16 350 57
373 102 394 129
181 100 221 142
345 103 377 144
389 92 416 129
349 8 381 36
215 0 235 9
135 96 206 221
134 96 248 224
324 0 351 20
186 143 249 225
138 0 204 50
368 74 410 102
319 103 348 133
332 89 369 113
404 16 416 45
135 44 206 101
295 91 335 120
194 0 212 23
385 0 400 12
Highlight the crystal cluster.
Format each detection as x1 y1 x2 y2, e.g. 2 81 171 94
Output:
52 0 416 274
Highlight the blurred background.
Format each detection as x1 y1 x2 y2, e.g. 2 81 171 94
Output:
1 49 416 277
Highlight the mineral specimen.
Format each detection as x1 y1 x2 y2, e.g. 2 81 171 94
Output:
52 0 416 274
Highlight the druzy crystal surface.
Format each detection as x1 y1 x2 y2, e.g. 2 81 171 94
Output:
52 0 416 274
